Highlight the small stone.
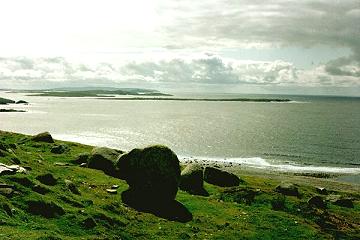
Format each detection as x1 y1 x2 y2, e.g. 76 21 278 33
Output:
106 189 117 194
111 185 119 189
315 187 328 195
54 162 70 166
0 188 14 197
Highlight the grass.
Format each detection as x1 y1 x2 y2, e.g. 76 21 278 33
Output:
0 131 359 239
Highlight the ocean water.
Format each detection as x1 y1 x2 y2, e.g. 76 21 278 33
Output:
1 91 360 175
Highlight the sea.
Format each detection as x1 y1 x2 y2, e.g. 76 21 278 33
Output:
1 91 360 180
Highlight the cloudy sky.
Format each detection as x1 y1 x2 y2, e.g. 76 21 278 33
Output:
0 0 359 95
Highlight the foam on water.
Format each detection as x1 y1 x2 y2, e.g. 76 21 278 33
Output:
180 156 360 174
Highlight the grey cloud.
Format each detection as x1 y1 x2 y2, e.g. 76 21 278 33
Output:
0 55 358 89
161 1 359 48
325 57 360 77
159 0 360 77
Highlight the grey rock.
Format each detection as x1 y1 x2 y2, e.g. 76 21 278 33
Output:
179 164 208 196
31 132 54 143
116 145 181 201
275 182 300 197
308 196 326 209
51 144 69 154
87 147 123 176
203 167 241 187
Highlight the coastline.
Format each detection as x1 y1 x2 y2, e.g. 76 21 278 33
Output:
1 130 359 239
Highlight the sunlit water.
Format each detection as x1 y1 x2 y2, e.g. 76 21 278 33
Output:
1 91 360 176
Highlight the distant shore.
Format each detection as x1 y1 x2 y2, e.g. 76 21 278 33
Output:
96 97 292 102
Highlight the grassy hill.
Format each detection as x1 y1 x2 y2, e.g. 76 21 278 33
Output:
0 131 359 239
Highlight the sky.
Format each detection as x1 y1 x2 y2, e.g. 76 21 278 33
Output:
0 0 359 95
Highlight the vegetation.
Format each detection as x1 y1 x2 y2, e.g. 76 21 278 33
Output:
0 97 15 105
0 131 359 239
23 88 172 97
0 109 26 112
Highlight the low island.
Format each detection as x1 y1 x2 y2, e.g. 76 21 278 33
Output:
0 131 358 239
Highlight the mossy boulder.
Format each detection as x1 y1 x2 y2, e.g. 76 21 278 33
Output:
203 167 241 187
87 147 123 176
31 132 54 143
116 145 181 201
179 164 208 196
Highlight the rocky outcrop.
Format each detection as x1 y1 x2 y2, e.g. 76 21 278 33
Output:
179 164 208 196
116 145 192 222
203 167 241 187
31 132 54 143
87 147 123 176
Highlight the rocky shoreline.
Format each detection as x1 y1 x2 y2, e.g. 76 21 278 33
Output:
0 130 359 239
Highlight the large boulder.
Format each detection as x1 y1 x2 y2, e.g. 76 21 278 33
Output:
116 145 181 200
32 132 54 143
203 167 240 187
179 164 208 196
116 145 192 222
87 147 123 176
